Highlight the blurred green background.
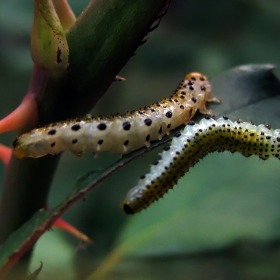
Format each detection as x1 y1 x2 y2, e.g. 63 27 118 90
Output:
1 0 280 279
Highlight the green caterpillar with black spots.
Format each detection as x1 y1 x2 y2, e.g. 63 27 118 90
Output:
13 73 220 158
122 116 280 214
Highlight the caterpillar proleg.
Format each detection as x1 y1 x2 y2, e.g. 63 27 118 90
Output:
13 73 220 158
122 116 280 214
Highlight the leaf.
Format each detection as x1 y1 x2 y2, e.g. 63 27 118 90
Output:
211 64 280 126
86 64 280 278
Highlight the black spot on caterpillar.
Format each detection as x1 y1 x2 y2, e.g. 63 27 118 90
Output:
13 73 220 158
122 117 280 214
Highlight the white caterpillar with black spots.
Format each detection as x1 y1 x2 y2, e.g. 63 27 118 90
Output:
13 73 220 159
122 116 280 214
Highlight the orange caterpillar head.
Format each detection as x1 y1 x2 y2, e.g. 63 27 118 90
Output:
185 72 211 94
184 72 207 81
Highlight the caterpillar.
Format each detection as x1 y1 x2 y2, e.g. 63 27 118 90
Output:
122 116 280 214
13 73 220 158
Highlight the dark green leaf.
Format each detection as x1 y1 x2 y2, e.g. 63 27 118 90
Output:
211 64 280 126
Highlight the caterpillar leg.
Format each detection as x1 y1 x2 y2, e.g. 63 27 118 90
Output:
199 97 221 117
207 96 221 103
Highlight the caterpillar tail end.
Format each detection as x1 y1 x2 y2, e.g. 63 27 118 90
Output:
121 203 135 215
13 138 29 159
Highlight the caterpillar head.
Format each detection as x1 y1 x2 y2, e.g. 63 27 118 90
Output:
184 72 211 95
